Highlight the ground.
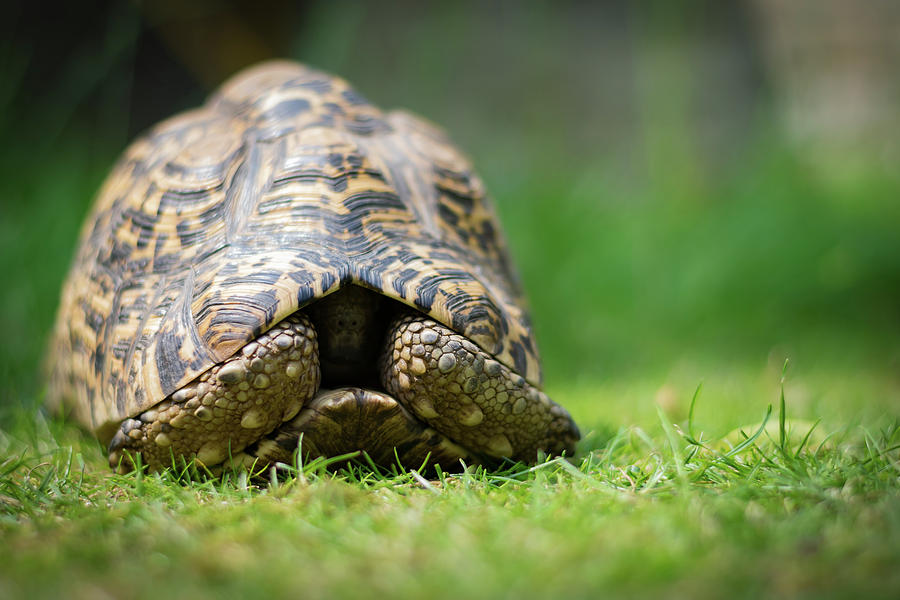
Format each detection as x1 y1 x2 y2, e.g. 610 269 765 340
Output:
2 366 899 599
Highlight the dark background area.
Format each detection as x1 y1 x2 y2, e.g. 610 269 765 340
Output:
2 1 898 417
3 1 765 163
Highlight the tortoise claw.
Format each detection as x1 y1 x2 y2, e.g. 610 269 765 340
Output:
107 418 142 472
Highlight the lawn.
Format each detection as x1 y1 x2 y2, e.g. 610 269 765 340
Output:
2 4 900 598
2 370 899 599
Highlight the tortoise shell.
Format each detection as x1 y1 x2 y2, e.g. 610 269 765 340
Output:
49 61 545 444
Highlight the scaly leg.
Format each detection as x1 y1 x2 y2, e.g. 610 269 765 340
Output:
380 313 580 463
108 313 320 472
230 387 474 471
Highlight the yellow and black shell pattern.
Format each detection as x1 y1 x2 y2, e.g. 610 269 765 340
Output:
49 61 544 443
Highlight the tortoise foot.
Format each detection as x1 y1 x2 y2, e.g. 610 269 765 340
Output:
108 313 320 472
381 313 580 463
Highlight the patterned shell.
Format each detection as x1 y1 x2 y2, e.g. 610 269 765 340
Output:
49 61 543 442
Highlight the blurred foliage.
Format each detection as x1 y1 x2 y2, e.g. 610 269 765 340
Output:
1 0 898 420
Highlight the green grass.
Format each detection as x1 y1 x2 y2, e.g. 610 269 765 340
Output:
2 371 900 600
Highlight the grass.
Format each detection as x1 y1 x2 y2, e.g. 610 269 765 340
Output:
2 371 900 600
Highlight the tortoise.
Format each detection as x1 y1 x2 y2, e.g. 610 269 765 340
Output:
47 60 580 473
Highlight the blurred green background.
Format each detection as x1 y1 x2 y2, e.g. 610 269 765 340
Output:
1 0 898 432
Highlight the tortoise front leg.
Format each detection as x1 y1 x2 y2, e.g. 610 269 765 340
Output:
108 313 321 472
380 313 580 463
